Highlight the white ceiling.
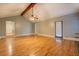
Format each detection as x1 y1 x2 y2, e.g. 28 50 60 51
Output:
0 3 79 22
0 3 30 18
24 3 79 22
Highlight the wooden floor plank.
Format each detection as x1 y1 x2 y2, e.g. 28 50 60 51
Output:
0 35 79 56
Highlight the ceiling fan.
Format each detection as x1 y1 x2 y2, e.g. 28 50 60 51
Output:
29 5 39 22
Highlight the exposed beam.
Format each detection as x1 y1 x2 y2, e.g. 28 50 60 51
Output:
21 3 37 16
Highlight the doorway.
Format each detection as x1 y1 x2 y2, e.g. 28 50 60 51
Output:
6 21 15 36
55 21 63 39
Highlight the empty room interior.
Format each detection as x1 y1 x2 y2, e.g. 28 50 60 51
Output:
0 3 79 56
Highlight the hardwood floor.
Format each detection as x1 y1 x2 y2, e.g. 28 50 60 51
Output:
0 35 79 56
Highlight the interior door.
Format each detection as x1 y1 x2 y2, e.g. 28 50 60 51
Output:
55 21 63 38
6 21 15 36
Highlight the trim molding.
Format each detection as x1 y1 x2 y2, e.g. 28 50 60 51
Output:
35 33 54 38
64 37 79 41
0 33 79 41
35 33 79 41
0 36 5 39
0 33 33 39
15 33 34 37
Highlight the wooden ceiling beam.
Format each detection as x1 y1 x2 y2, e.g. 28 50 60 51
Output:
21 3 37 16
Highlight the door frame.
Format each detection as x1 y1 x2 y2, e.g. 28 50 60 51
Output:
5 21 16 36
55 21 63 39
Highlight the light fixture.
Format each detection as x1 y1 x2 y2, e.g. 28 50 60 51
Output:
30 6 38 22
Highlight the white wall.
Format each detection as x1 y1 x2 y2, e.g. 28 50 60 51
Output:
0 16 33 37
0 13 79 39
35 13 79 38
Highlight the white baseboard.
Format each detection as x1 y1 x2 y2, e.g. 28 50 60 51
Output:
64 37 79 41
35 33 54 38
36 33 79 41
0 33 34 39
0 36 5 39
15 33 34 37
1 33 79 41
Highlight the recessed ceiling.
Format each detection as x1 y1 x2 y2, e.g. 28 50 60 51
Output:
24 3 79 22
0 3 30 18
